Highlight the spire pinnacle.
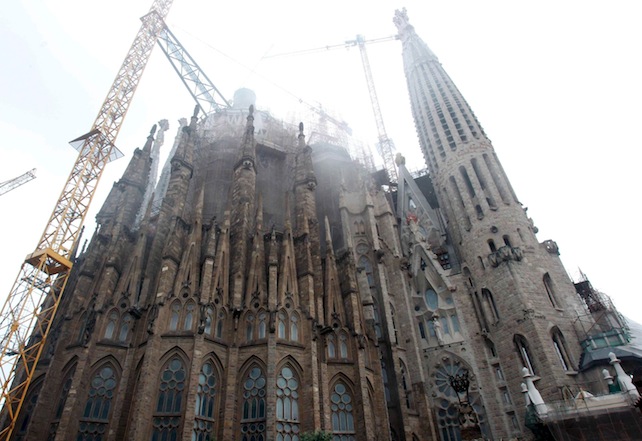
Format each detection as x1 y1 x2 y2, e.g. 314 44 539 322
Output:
298 122 305 148
143 124 157 152
236 105 256 171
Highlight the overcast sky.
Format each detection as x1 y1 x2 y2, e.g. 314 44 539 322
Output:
1 1 641 325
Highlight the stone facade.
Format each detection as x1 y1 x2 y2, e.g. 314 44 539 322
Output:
11 11 641 441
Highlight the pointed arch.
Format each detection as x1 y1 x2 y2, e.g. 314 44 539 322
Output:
50 360 78 434
244 311 255 342
543 272 560 308
329 377 356 441
77 361 120 440
514 334 536 375
257 308 268 339
239 359 267 441
399 358 414 410
215 308 226 339
15 375 44 439
184 299 197 331
338 331 350 360
169 300 181 331
275 359 301 440
550 326 573 371
277 309 287 340
290 310 300 342
104 308 119 340
327 333 337 359
151 351 189 440
193 356 221 441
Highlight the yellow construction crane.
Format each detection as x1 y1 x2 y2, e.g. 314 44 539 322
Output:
0 169 36 197
0 1 173 438
266 34 399 183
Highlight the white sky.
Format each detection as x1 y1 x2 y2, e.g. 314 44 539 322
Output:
1 1 641 325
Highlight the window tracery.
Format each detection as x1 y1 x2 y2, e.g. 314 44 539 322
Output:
77 364 118 440
240 366 267 441
193 361 217 441
152 357 186 441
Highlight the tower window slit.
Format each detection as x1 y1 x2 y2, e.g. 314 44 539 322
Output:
471 158 497 209
503 235 512 247
488 239 496 252
449 176 472 230
483 153 510 204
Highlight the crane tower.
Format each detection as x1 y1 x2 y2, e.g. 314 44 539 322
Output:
0 1 173 439
0 169 37 197
349 35 399 184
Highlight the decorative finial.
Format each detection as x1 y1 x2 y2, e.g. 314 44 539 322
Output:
249 104 254 116
150 124 157 135
393 7 411 32
299 122 304 135
192 105 200 118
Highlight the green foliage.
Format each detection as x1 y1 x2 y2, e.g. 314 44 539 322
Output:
300 430 332 441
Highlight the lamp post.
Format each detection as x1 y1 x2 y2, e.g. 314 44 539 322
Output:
448 370 484 441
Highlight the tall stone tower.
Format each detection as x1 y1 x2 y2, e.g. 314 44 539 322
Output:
393 7 640 440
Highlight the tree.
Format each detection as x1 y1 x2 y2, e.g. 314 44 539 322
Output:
301 430 333 441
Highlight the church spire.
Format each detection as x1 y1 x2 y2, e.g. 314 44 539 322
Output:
235 105 256 172
229 105 258 308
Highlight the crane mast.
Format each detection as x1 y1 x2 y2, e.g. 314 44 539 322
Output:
0 1 173 438
0 169 36 197
350 35 399 184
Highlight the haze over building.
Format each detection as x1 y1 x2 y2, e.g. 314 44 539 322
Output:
5 7 642 441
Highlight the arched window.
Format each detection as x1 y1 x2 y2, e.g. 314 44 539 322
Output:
152 357 186 441
543 273 559 308
290 313 299 342
278 311 287 339
204 307 214 335
327 335 336 359
425 288 439 310
169 301 181 331
481 289 500 324
359 256 375 288
514 335 536 375
276 366 300 441
258 312 267 339
104 310 118 340
77 364 118 440
49 365 76 440
215 311 225 339
193 361 217 441
339 333 349 359
118 313 132 343
15 378 43 441
184 302 196 331
400 359 414 410
241 366 267 441
330 382 355 441
551 328 573 371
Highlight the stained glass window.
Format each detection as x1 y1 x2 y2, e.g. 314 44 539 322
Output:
104 310 118 340
330 383 355 441
118 314 132 342
169 302 181 331
193 361 217 441
184 302 196 331
276 366 300 441
241 366 266 441
290 314 299 342
278 312 286 339
77 365 117 441
152 357 186 441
